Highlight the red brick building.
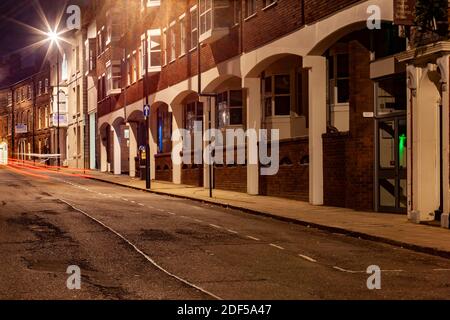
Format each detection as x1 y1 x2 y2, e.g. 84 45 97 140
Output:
86 0 450 228
0 65 52 163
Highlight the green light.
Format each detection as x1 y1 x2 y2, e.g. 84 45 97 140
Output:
399 133 406 159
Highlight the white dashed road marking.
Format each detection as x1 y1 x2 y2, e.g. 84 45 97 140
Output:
269 243 284 250
298 254 317 263
246 235 260 241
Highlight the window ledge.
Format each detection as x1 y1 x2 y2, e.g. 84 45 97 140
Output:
262 1 277 11
189 47 197 53
244 13 257 22
179 53 186 59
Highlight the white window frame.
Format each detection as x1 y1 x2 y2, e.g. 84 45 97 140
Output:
179 14 187 57
190 5 198 51
139 42 144 78
132 51 137 83
244 0 256 19
126 55 131 86
146 0 160 7
199 0 212 35
162 27 167 66
147 29 162 71
169 21 176 63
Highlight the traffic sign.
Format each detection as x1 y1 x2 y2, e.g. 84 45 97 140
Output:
143 104 150 117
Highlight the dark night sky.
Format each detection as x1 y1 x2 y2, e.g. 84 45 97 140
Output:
1 1 56 63
0 0 87 67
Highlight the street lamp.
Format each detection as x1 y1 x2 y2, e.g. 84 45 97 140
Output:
47 30 61 168
144 29 151 189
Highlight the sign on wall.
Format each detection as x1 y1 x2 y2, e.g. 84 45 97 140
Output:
50 113 68 127
394 0 416 25
15 123 28 134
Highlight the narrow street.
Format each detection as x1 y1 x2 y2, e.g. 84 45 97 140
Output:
0 164 450 299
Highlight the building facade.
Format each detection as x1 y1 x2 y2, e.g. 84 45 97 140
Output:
2 0 450 229
0 65 52 164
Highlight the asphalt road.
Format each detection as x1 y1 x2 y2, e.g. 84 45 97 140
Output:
1 164 450 300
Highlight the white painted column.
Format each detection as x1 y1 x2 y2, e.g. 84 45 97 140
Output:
128 122 137 178
100 129 108 172
112 126 121 175
304 56 327 205
437 56 450 227
243 77 261 195
171 104 183 184
149 112 157 180
411 65 441 222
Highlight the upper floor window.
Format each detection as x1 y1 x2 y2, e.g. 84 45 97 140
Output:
162 28 168 66
199 0 212 35
62 53 68 81
75 46 80 72
264 74 291 116
147 29 162 71
245 0 256 18
85 39 96 74
57 90 68 113
179 15 187 56
132 52 137 83
190 6 198 50
126 56 132 86
44 78 49 94
106 61 121 95
106 9 122 45
38 81 42 96
76 85 81 114
139 44 144 78
7 92 12 106
169 22 176 62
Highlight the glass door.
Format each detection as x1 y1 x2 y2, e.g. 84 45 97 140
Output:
377 117 407 213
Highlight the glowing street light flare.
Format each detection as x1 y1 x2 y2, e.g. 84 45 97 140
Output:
47 30 60 43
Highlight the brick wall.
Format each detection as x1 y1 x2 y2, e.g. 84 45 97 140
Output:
260 137 309 201
322 31 374 211
214 164 247 193
155 152 173 181
304 0 361 25
181 164 204 186
242 0 303 52
323 132 348 207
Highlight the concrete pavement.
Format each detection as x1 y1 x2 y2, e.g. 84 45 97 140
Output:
74 170 450 259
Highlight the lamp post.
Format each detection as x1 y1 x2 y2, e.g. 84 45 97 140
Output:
144 29 151 190
56 50 60 168
47 31 61 168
